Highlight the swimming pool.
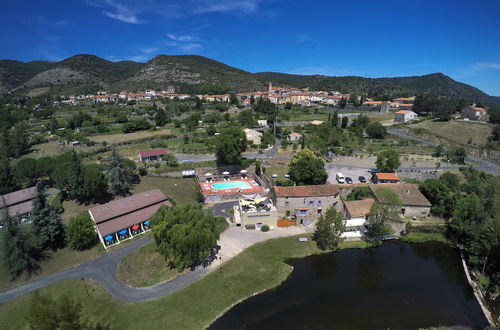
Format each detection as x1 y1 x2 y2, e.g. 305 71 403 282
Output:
212 181 251 189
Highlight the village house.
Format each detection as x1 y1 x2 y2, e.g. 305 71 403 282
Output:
88 189 171 248
394 110 418 122
244 128 263 145
274 185 341 225
0 186 36 221
257 119 268 127
342 198 375 239
288 132 302 142
372 172 400 184
236 196 278 229
461 104 488 121
138 149 166 162
393 97 415 104
369 184 431 218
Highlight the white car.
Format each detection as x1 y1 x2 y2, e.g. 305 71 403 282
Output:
336 172 345 184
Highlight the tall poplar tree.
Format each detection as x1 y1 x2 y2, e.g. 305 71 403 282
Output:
106 148 132 196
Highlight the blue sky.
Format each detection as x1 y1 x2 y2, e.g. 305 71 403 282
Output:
1 0 500 95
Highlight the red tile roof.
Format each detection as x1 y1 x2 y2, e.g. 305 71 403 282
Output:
374 173 400 181
395 110 413 114
274 184 340 197
139 149 166 158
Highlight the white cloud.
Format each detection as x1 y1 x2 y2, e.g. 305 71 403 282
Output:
179 43 203 52
127 54 150 62
86 0 144 24
193 0 260 14
141 47 159 54
473 62 500 70
167 33 196 42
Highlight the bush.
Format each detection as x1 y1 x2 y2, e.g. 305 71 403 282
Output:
245 224 256 230
261 225 270 232
138 167 147 176
65 213 98 251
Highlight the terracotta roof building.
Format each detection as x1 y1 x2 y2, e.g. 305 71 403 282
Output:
138 149 166 162
373 172 400 183
274 184 341 225
0 186 36 218
88 189 171 248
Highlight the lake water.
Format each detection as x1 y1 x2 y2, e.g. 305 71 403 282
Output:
209 241 488 330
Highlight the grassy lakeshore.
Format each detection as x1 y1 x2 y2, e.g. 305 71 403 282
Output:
0 235 373 329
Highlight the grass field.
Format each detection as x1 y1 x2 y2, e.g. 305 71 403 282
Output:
0 235 373 329
409 120 493 147
89 129 172 144
131 176 200 206
116 242 184 287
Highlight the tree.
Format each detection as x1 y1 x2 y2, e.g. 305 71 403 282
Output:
152 205 224 270
0 155 15 194
332 111 339 127
376 149 401 172
27 292 110 330
1 209 41 279
238 110 256 127
288 148 328 185
106 148 132 196
492 124 500 141
446 147 466 164
67 150 86 200
9 122 29 157
313 206 345 250
339 97 347 109
65 213 98 251
206 124 216 137
346 186 372 201
365 187 401 243
365 122 387 139
31 182 65 250
229 93 239 105
155 108 167 127
14 157 39 187
341 116 348 129
214 126 247 165
82 164 108 201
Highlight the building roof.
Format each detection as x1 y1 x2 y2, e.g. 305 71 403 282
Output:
274 184 340 197
344 199 375 218
395 110 415 115
0 186 36 208
310 120 324 125
89 189 169 224
393 97 414 101
472 107 486 111
139 149 166 158
370 184 431 207
374 173 400 181
288 132 302 137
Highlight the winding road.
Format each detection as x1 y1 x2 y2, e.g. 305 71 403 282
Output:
0 237 209 304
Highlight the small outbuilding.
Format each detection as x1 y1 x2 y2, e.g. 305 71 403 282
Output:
138 149 166 162
373 172 400 184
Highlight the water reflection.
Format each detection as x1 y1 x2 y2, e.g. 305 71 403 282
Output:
209 241 488 330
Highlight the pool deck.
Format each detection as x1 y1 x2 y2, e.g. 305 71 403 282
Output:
200 177 265 195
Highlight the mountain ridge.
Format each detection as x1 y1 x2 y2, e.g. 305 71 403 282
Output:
0 54 498 105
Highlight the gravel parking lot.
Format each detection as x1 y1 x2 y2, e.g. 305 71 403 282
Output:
325 164 371 184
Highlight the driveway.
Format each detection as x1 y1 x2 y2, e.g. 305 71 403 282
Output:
0 226 308 304
325 164 371 184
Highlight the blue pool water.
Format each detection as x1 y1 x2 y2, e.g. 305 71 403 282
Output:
212 181 251 189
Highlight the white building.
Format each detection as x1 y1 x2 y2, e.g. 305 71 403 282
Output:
394 110 418 123
244 128 263 145
288 132 302 142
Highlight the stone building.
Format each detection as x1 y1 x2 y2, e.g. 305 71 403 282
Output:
369 184 431 218
274 184 341 225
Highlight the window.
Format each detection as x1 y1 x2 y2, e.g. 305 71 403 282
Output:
285 201 289 207
317 208 322 214
308 201 314 206
317 200 322 206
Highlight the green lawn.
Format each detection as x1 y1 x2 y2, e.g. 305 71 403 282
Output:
409 120 493 147
132 176 200 206
0 235 373 329
116 243 184 287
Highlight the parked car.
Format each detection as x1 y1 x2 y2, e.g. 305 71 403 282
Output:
345 177 353 184
358 176 367 183
336 172 345 183
258 149 264 154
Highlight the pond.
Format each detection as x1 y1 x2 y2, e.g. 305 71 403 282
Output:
209 241 489 329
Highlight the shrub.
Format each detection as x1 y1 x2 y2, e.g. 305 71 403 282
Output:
138 167 147 176
65 213 98 251
245 224 256 230
261 225 270 232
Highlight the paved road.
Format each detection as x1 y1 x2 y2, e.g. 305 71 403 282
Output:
0 237 209 303
388 128 500 174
